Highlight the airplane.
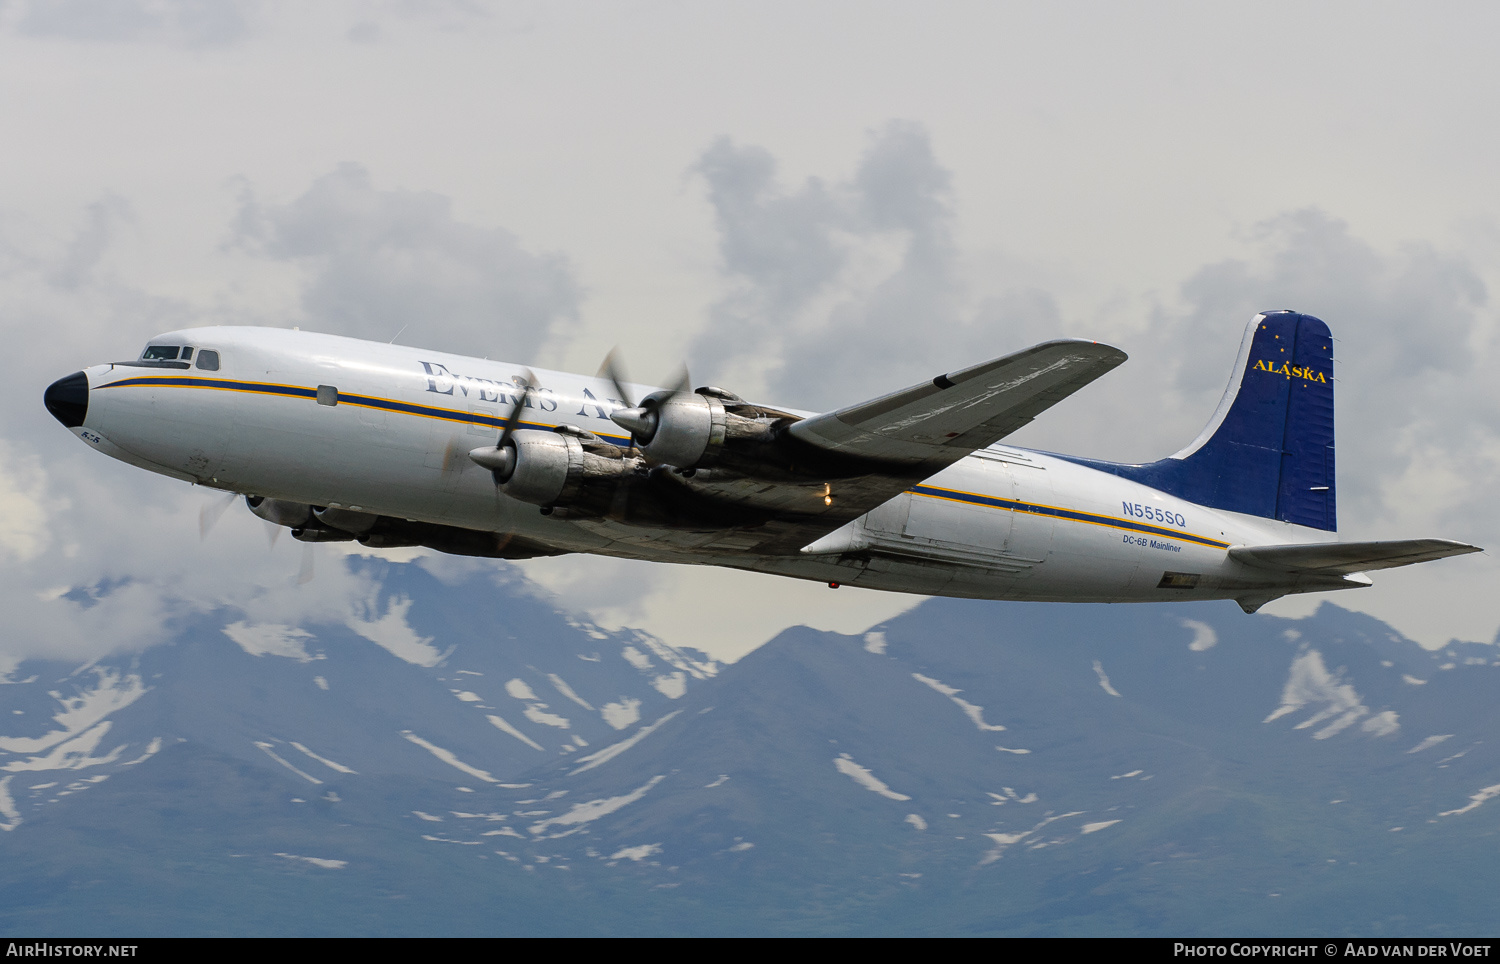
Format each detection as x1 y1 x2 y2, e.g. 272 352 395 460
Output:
43 309 1480 614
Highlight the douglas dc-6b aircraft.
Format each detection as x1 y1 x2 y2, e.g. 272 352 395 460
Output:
44 310 1479 613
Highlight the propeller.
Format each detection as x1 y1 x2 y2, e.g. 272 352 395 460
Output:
468 369 537 483
598 348 637 409
598 349 691 446
199 490 311 582
296 542 315 585
198 490 238 540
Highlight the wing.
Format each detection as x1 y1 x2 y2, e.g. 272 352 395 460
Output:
788 339 1127 469
576 339 1126 556
1230 539 1481 576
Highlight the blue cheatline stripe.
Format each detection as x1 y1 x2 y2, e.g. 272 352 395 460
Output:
910 484 1230 550
100 375 1230 550
99 374 637 445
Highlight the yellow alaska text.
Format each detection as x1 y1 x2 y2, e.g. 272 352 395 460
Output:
1253 359 1327 383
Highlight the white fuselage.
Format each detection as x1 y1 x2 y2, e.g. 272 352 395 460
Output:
71 327 1334 604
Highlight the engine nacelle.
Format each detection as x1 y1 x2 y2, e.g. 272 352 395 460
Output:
245 496 311 529
613 391 727 468
470 429 636 507
313 506 378 535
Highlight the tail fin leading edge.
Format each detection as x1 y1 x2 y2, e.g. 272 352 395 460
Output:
1073 311 1337 530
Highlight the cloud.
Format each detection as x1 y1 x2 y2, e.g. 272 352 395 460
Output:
689 122 1063 412
232 163 582 360
1151 209 1496 532
14 0 257 46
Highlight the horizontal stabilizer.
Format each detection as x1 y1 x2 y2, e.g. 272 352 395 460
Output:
1230 539 1481 576
790 340 1126 468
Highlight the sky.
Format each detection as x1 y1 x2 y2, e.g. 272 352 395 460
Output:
1 0 1497 667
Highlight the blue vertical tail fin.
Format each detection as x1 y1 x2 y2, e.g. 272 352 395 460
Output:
1070 310 1336 530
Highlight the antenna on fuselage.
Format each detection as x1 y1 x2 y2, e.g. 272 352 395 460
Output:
389 324 408 345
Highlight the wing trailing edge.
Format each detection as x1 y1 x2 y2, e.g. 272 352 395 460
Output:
788 339 1127 469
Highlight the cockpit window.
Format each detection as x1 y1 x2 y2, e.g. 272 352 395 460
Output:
195 349 220 371
181 347 194 361
142 345 181 360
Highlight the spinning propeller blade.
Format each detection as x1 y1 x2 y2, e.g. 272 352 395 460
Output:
198 491 238 540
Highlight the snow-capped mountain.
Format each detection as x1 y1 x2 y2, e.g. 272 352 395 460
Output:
2 561 1498 936
0 560 715 834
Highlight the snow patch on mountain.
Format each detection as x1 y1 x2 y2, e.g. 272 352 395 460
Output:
348 595 451 667
523 706 569 729
569 710 681 775
255 741 322 784
485 714 544 751
987 788 1038 805
0 667 147 756
4 721 129 773
911 673 1006 731
223 622 321 662
1438 783 1500 818
833 753 911 801
505 678 570 728
401 730 497 783
121 737 162 766
610 843 661 862
1092 660 1122 697
0 775 19 830
290 741 356 774
529 774 665 836
1264 649 1399 740
600 698 640 730
651 672 686 699
277 853 347 869
1408 735 1453 754
505 679 538 701
633 632 717 680
864 632 887 654
549 674 593 710
980 811 1084 864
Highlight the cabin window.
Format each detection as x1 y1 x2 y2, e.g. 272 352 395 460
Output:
141 345 181 360
195 350 220 371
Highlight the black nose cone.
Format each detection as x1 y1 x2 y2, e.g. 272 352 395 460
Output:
44 372 89 429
